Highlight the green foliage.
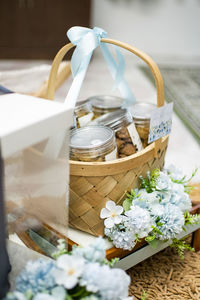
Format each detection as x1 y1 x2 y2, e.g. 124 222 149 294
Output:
123 198 132 212
184 211 200 228
170 238 194 259
139 169 160 193
123 189 141 211
103 257 119 267
25 290 34 300
170 168 198 185
68 286 92 298
141 290 148 300
145 225 162 248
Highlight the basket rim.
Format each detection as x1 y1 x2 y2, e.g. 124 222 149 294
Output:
70 136 168 176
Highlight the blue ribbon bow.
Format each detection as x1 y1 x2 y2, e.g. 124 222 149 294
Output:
64 26 135 108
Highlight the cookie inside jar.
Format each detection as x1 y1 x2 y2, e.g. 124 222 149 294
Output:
89 109 143 158
130 102 156 148
89 95 124 119
70 126 117 162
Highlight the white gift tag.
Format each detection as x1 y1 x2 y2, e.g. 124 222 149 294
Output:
105 147 117 161
78 112 94 127
127 123 143 151
148 102 173 143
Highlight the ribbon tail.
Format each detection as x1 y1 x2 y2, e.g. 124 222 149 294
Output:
100 43 136 106
64 52 93 108
43 52 92 159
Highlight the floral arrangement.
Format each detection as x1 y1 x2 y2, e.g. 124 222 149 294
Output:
5 238 133 300
100 165 200 256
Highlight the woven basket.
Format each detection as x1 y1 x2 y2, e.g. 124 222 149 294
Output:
45 38 168 237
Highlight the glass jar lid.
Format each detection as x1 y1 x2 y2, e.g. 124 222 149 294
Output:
70 125 115 158
130 102 156 121
89 95 124 110
90 109 133 131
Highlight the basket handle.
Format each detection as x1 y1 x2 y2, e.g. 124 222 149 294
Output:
46 38 164 106
46 38 165 155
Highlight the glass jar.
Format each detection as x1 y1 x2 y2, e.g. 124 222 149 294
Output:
70 126 117 162
130 102 156 148
90 109 143 158
89 95 124 119
74 100 94 128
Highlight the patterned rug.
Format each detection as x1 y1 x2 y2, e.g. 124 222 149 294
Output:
128 237 200 300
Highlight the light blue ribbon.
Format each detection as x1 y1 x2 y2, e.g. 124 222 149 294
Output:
64 26 135 108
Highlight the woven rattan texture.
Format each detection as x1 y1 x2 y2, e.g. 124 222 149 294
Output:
69 145 167 236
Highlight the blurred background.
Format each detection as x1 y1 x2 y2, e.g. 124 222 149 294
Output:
0 0 200 59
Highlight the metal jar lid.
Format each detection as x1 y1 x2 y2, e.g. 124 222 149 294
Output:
89 95 124 110
70 125 115 158
90 108 133 132
130 102 156 123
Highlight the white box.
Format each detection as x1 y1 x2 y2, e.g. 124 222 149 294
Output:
0 93 73 239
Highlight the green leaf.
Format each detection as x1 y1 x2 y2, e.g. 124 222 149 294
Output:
157 222 163 227
141 290 148 300
182 226 187 232
25 290 33 300
170 238 195 259
123 198 132 212
145 235 155 242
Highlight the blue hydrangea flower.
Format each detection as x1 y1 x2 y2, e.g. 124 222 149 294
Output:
72 237 106 263
156 190 171 203
105 226 136 251
155 172 172 191
157 182 192 212
16 259 56 294
152 204 185 240
80 263 130 300
164 165 184 181
132 189 160 210
149 203 165 219
125 205 153 238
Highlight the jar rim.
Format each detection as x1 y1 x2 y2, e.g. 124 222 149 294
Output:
70 125 115 151
90 109 133 131
130 102 156 120
74 99 91 114
89 95 124 109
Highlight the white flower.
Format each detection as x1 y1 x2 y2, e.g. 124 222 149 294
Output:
53 254 84 289
100 201 123 228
